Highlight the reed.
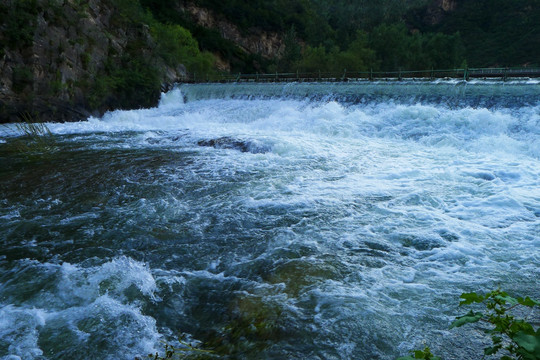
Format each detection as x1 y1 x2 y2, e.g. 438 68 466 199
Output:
2 112 57 154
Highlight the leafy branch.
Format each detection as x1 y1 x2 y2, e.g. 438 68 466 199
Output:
451 289 540 360
398 346 441 360
398 289 540 360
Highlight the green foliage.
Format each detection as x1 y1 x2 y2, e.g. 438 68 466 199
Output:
311 0 430 37
368 23 464 71
398 289 540 360
296 45 331 73
288 22 464 73
151 23 215 75
42 0 70 27
334 31 377 71
397 346 441 360
152 24 198 66
89 54 161 110
451 289 540 360
449 310 483 328
2 113 57 154
1 0 38 49
410 0 540 67
369 23 410 71
110 0 215 75
162 0 465 73
83 0 216 111
12 66 34 94
194 0 319 38
81 52 91 70
139 0 270 73
295 31 377 73
278 26 302 71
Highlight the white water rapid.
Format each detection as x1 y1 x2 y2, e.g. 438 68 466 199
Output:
0 81 539 359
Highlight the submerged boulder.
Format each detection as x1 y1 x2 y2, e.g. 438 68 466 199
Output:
197 137 271 154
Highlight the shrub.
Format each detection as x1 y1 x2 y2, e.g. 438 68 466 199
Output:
398 289 540 360
12 66 34 94
2 0 39 49
88 54 161 110
450 290 540 359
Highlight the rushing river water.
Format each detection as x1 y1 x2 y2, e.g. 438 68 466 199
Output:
1 81 539 359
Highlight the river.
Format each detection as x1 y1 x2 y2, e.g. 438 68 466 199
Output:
1 80 539 359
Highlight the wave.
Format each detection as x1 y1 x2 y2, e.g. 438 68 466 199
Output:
28 88 538 160
178 80 540 108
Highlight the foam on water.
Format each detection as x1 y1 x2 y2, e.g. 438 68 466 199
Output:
29 85 539 161
0 81 538 359
0 258 162 359
158 88 185 108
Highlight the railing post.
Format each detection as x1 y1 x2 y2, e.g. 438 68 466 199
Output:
342 69 347 81
370 68 373 81
463 67 468 81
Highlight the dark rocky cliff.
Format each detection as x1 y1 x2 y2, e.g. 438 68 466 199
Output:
0 0 186 123
181 2 285 61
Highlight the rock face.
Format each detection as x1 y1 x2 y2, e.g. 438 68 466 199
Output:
181 2 285 60
0 0 184 123
424 0 458 26
0 0 284 123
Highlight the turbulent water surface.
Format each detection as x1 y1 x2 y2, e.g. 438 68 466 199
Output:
1 81 539 359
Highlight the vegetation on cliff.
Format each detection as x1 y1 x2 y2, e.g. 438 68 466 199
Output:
0 0 215 122
407 0 540 68
167 0 537 73
139 0 466 73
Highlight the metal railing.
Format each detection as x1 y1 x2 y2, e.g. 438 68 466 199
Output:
180 67 540 83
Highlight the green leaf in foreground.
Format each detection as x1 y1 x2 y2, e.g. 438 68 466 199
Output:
397 346 441 360
450 310 483 328
495 294 519 306
513 329 540 358
518 297 540 308
459 292 485 305
397 290 539 360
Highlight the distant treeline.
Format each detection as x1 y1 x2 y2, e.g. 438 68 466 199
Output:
141 0 538 73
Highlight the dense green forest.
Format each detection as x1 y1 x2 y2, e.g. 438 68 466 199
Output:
139 0 538 74
410 0 540 67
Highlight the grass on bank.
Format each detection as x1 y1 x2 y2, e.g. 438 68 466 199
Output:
1 113 57 154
